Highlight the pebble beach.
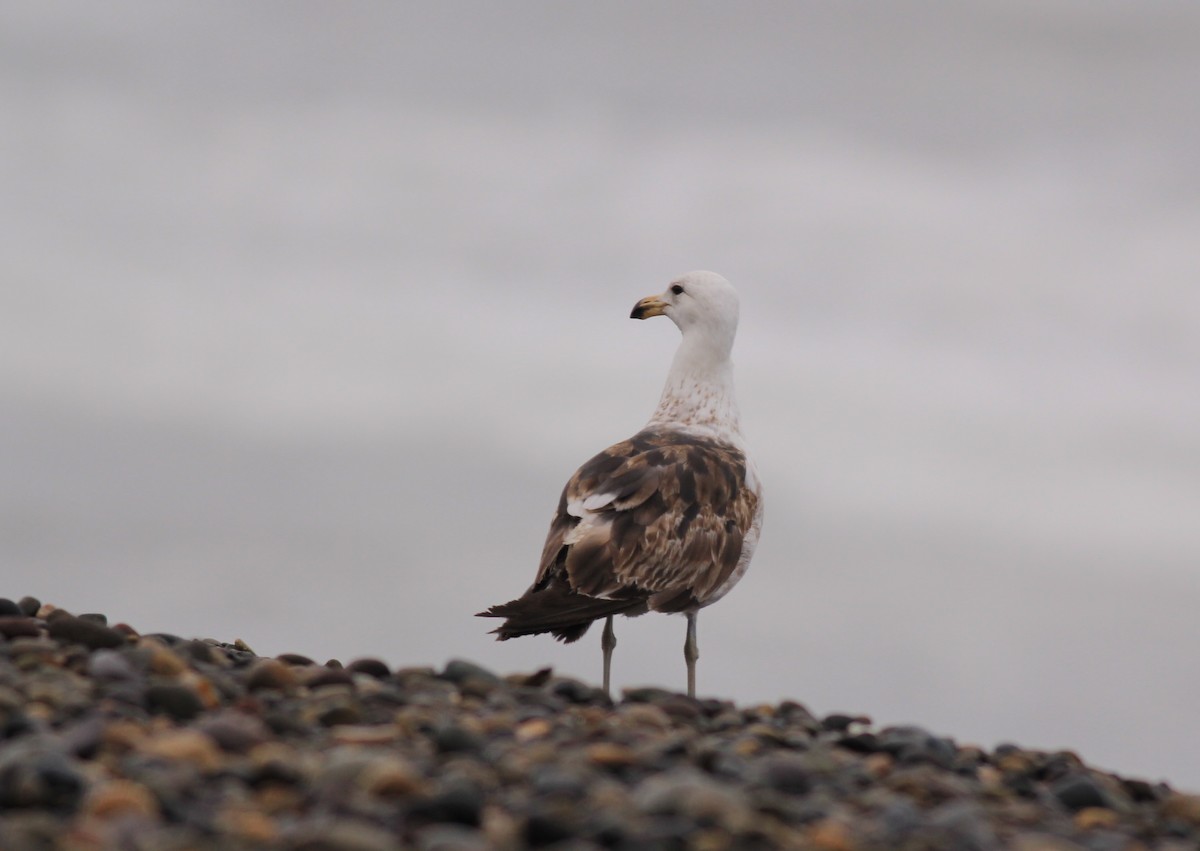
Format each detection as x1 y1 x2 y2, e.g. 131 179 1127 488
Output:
0 597 1197 850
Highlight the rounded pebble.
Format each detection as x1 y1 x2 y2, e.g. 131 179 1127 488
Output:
0 616 42 639
246 658 298 692
0 597 1191 851
347 658 392 679
145 683 206 721
82 779 160 820
46 616 127 650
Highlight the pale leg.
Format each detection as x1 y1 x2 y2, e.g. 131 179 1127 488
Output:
684 612 699 698
601 615 617 696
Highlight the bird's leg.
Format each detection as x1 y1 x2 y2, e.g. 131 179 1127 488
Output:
684 612 699 698
601 615 617 696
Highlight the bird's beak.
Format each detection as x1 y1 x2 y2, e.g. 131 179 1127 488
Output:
630 295 668 320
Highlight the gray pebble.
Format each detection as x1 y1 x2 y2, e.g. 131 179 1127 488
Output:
87 649 138 681
751 752 813 795
145 683 205 721
878 725 958 768
288 819 401 851
433 723 484 754
196 709 272 753
277 653 317 667
1051 773 1114 812
440 659 501 685
0 597 1193 851
412 824 489 851
0 740 85 812
634 769 752 830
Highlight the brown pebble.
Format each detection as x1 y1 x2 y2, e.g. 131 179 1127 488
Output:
691 829 733 851
25 702 53 722
0 616 42 639
482 804 521 848
346 658 391 679
246 659 297 692
394 665 437 679
331 725 402 746
47 615 127 650
142 729 222 771
101 719 149 755
217 806 279 843
806 818 856 851
1161 793 1200 825
255 784 304 815
586 742 638 767
616 703 673 730
248 741 306 775
140 638 189 677
1075 807 1120 830
515 718 553 742
864 752 894 779
575 706 609 728
744 722 787 744
361 756 425 797
180 671 221 708
83 779 160 821
304 666 356 688
997 751 1036 774
733 737 761 757
276 653 316 667
977 765 1005 790
1011 835 1091 851
314 700 361 728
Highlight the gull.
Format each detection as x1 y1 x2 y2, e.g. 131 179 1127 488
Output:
479 271 762 698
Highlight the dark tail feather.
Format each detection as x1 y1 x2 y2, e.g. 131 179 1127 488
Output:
477 586 647 643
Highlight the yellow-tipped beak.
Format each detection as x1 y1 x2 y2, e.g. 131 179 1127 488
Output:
630 295 668 320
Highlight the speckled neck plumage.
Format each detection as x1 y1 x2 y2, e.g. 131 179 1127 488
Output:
646 326 742 441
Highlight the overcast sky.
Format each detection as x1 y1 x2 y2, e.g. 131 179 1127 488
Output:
2 1 1199 788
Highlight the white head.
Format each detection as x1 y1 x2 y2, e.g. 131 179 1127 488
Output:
634 272 743 430
630 271 740 351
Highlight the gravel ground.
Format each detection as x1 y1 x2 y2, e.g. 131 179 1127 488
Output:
0 597 1197 850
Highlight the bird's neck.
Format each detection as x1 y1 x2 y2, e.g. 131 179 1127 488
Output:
646 331 741 440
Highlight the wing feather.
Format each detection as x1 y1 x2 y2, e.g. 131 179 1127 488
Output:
539 428 759 612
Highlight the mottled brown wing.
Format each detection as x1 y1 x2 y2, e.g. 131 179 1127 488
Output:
535 429 758 611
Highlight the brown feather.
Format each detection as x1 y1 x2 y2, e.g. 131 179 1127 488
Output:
479 427 758 640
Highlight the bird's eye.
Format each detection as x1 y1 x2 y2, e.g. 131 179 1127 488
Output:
671 284 684 295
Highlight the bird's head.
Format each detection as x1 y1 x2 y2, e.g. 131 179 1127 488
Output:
630 271 740 339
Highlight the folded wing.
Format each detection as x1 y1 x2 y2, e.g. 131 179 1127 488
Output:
480 428 759 641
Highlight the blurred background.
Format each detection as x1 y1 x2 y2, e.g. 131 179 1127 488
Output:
2 1 1198 787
